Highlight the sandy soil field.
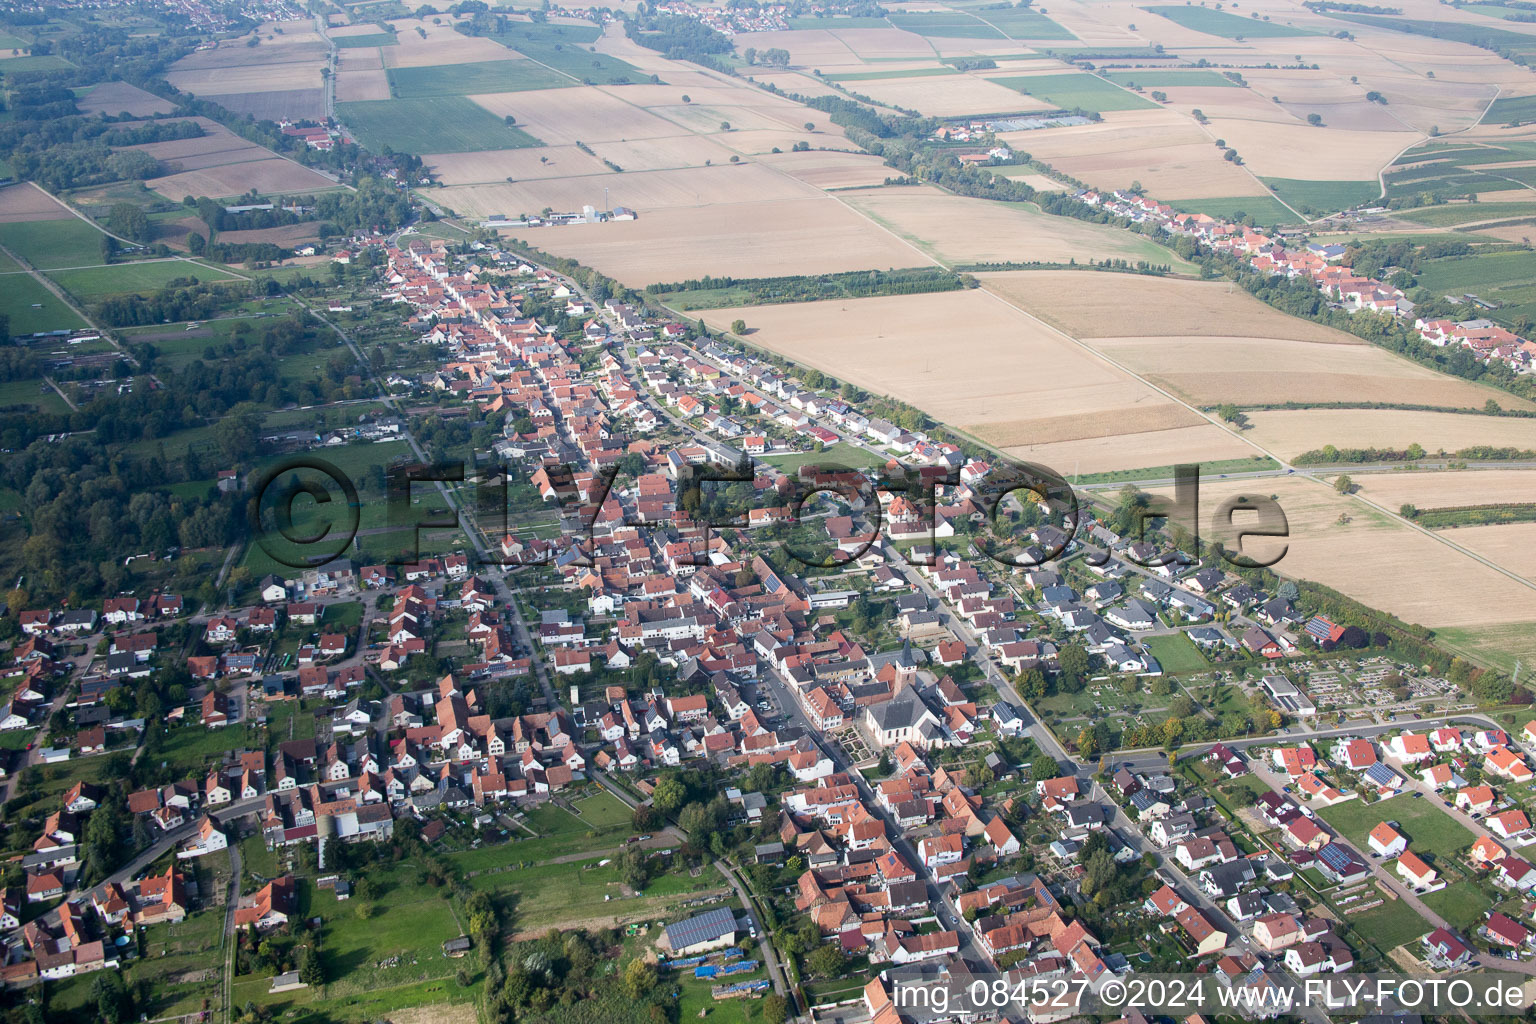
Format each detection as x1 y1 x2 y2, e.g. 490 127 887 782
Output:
149 158 339 200
759 150 894 189
1005 423 1258 475
78 82 175 117
522 196 926 286
697 288 1198 446
381 18 518 67
846 75 1055 118
471 87 683 145
425 145 612 185
0 183 71 222
1136 475 1536 627
1091 335 1535 410
1352 468 1536 510
1244 409 1536 459
437 161 817 219
335 68 391 102
843 186 1196 267
978 271 1360 344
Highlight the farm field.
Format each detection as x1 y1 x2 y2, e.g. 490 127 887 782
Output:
1006 422 1256 476
1351 469 1536 511
522 196 924 287
47 260 245 300
990 72 1158 112
0 217 111 270
976 271 1361 344
1242 409 1536 460
386 59 572 97
337 97 543 154
1138 474 1536 631
1144 5 1314 38
698 287 1204 453
1429 522 1536 583
0 274 87 336
840 186 1197 269
77 81 175 116
128 122 342 200
1170 195 1301 224
1259 177 1382 216
0 182 70 222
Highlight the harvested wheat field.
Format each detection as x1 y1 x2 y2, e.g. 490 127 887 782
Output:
716 129 832 155
1139 474 1536 627
471 87 681 145
1353 468 1536 510
1244 409 1536 460
697 288 1200 448
979 271 1355 343
1004 110 1264 199
729 29 861 65
0 183 71 223
744 70 851 100
758 150 893 190
524 197 924 286
149 158 338 200
335 68 391 102
78 81 175 117
381 19 517 67
425 146 611 185
1201 117 1419 180
1090 335 1535 410
588 135 740 171
843 186 1196 267
167 62 324 96
1434 523 1536 585
438 162 814 219
845 75 1054 118
1008 423 1257 475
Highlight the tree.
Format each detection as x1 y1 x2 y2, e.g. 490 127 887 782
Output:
1307 112 1323 126
804 121 816 131
730 319 747 335
651 775 686 815
1031 753 1059 782
622 957 656 1000
1057 644 1089 689
807 942 845 978
760 993 789 1024
298 946 325 986
1333 474 1353 495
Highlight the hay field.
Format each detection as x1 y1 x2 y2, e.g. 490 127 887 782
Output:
470 87 681 145
0 183 71 223
78 82 175 117
843 74 1053 117
977 271 1358 344
425 146 611 185
1090 335 1534 410
1003 109 1266 200
1244 409 1536 459
1352 469 1536 510
695 288 1198 447
381 18 517 67
1008 423 1256 475
1138 474 1536 628
437 162 815 219
522 197 924 286
842 186 1196 268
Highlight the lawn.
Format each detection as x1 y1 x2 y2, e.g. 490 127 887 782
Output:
1144 632 1208 675
1340 894 1433 952
0 379 69 414
1317 794 1475 865
0 217 108 270
989 73 1157 112
570 789 635 829
464 853 724 932
336 97 544 154
1259 177 1381 216
1144 5 1313 38
0 273 86 336
1101 70 1238 88
48 259 244 299
0 54 74 72
386 60 572 97
758 445 890 474
1168 195 1301 225
1421 879 1494 932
